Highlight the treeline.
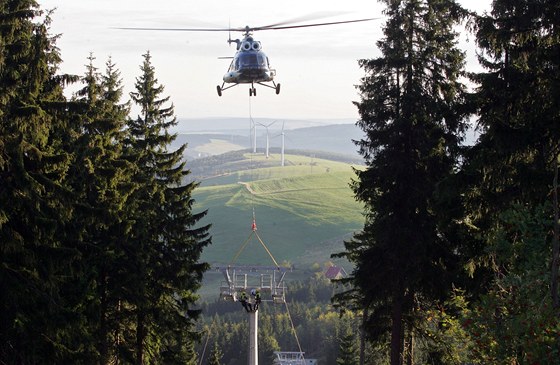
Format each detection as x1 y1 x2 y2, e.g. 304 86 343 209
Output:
187 150 251 180
188 148 363 182
270 149 364 166
336 1 560 364
1 3 209 364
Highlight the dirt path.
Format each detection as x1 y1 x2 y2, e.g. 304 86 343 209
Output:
238 181 257 195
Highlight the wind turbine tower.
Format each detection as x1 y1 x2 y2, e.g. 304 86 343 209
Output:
250 118 257 153
258 121 275 158
273 122 286 167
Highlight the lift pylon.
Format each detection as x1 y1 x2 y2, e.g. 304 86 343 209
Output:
217 265 289 365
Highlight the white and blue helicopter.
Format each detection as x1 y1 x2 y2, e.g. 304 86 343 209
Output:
119 17 375 97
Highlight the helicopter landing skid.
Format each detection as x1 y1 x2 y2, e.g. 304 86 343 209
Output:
216 83 238 97
256 81 281 95
216 81 280 97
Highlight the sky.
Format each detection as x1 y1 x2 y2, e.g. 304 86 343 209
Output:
39 0 491 122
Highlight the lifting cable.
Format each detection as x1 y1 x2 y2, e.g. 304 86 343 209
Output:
284 300 305 361
229 224 256 265
248 96 256 210
229 209 280 267
197 319 216 365
254 230 280 267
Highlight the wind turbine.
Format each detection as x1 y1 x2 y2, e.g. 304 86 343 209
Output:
257 121 275 158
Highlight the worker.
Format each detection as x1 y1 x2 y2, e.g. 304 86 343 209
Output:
254 289 261 311
239 290 251 312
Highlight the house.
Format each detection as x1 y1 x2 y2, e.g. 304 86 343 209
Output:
324 266 347 280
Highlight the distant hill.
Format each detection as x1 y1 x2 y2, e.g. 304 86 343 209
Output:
174 117 357 133
170 122 365 160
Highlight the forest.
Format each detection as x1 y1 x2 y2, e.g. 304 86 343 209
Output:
1 0 559 365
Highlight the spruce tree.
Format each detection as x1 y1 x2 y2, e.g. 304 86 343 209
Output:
0 2 77 362
336 331 359 365
465 0 560 304
468 0 560 209
459 0 560 360
126 51 210 364
208 342 223 365
66 54 136 363
337 1 469 363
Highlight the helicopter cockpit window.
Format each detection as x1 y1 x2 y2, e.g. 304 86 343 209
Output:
238 52 268 68
230 59 239 72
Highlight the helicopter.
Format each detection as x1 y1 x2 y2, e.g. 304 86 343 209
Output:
118 17 377 97
219 26 279 97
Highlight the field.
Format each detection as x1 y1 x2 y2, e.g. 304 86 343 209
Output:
192 153 364 298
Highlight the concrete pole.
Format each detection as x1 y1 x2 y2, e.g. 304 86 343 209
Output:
248 310 258 365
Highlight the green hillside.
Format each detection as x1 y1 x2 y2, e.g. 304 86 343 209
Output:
192 153 364 269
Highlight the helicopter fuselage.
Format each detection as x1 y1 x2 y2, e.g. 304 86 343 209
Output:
223 50 275 84
223 39 275 84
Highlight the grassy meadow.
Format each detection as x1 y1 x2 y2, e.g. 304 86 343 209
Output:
193 153 364 269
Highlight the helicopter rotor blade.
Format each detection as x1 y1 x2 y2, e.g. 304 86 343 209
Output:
114 26 232 32
114 17 379 34
255 11 352 29
253 18 379 31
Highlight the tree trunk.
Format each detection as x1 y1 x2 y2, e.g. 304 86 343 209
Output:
552 155 560 309
359 306 368 365
136 311 146 365
98 269 109 365
390 294 404 365
405 329 414 365
115 300 121 365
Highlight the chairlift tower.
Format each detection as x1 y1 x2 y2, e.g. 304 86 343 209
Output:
217 265 288 365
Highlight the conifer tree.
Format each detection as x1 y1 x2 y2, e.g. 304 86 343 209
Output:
126 51 210 364
336 331 359 365
458 1 560 360
0 2 77 361
65 54 136 363
208 342 224 365
468 0 560 209
465 0 560 305
337 1 469 363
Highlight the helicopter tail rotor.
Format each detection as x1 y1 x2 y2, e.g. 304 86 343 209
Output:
227 21 241 50
228 19 232 46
